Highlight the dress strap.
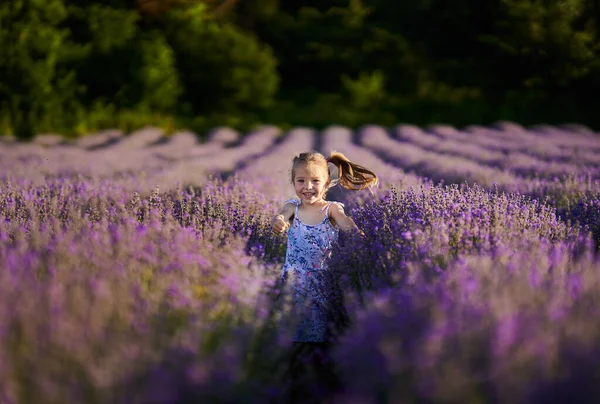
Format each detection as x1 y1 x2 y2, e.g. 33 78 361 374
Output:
283 198 301 206
321 201 344 218
284 198 300 219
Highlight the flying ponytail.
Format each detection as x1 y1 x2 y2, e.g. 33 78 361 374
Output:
327 151 379 191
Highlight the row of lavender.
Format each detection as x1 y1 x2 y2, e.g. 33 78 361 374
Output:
2 123 599 202
1 174 599 402
0 126 277 193
0 176 288 403
360 125 600 197
1 123 600 402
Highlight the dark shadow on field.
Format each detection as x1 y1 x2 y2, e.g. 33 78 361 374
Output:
284 341 344 404
526 347 600 404
280 274 349 404
110 275 347 404
84 131 125 150
326 184 352 207
85 136 122 151
220 129 291 182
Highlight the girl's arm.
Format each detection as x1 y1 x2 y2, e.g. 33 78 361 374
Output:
271 202 295 233
329 203 365 236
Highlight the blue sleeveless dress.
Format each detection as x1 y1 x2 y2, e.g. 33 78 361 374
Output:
281 198 342 343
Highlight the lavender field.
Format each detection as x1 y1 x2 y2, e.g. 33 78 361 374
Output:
1 122 600 404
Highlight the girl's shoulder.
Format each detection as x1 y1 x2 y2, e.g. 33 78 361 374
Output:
323 200 345 217
325 200 345 209
283 198 301 206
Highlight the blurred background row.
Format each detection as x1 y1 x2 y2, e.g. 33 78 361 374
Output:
2 0 600 139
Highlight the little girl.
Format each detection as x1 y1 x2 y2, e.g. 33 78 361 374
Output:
271 150 378 401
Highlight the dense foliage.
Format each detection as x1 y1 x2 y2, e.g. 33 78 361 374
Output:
1 0 600 138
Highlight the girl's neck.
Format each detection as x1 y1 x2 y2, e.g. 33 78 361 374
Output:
296 198 330 225
299 198 327 210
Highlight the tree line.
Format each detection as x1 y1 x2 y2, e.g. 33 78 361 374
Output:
1 0 599 139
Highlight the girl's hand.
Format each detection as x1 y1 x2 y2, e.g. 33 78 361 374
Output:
272 214 290 234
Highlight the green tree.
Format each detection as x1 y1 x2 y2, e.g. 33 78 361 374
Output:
65 4 181 112
253 1 420 98
479 0 599 91
164 4 279 116
341 70 386 109
0 0 81 138
134 32 182 111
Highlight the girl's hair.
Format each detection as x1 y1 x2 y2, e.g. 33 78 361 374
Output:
291 150 379 191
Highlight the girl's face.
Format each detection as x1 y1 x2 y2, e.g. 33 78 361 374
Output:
293 162 329 205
